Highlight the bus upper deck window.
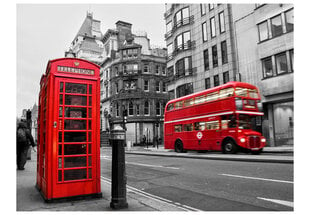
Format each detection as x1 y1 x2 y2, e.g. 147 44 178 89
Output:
167 103 174 111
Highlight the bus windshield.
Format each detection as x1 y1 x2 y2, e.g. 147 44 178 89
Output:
238 114 255 129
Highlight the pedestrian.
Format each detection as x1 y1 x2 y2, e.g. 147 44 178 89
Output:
16 121 35 170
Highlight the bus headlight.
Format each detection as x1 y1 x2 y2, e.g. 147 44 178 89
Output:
261 138 266 143
240 138 246 143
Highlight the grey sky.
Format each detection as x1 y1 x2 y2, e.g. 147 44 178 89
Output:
16 4 166 117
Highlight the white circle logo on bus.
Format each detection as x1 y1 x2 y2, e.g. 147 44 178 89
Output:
197 132 203 140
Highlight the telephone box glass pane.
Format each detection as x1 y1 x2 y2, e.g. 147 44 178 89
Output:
65 83 87 94
58 132 62 142
64 132 86 142
65 107 87 118
59 107 63 117
64 157 87 168
64 169 87 181
60 82 63 92
88 96 92 106
65 95 87 106
88 156 92 166
58 157 62 168
88 120 92 129
89 85 92 94
58 170 62 181
64 144 87 155
88 132 92 142
59 94 63 105
88 108 92 118
64 120 87 130
58 144 62 155
88 168 92 179
88 144 92 154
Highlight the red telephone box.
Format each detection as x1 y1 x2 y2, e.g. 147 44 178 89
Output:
36 58 102 202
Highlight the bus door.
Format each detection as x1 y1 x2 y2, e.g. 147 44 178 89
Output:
205 116 221 150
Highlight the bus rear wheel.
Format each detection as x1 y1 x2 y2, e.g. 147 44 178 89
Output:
175 140 185 153
222 140 238 154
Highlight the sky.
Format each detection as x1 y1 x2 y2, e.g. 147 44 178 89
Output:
16 3 166 117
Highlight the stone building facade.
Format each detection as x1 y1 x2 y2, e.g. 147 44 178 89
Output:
101 21 168 145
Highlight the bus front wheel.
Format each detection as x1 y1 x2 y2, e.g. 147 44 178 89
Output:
222 140 238 154
175 140 185 153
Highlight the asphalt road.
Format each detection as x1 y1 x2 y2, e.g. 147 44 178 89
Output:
101 148 293 211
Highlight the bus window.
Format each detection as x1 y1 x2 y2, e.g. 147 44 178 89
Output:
248 89 259 98
194 122 206 131
167 103 174 111
221 115 229 129
235 87 248 97
206 92 219 102
194 95 206 104
206 120 219 130
238 114 252 129
228 115 237 128
174 125 182 132
184 123 193 131
175 101 183 109
219 88 234 99
184 98 194 107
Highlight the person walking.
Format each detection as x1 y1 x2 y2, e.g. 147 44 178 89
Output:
16 121 35 170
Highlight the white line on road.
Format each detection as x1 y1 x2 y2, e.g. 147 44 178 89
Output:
100 176 201 211
100 156 180 170
257 197 293 208
220 173 293 184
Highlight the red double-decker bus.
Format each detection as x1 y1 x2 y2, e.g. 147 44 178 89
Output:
164 81 266 154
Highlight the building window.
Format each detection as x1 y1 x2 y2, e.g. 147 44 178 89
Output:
167 43 173 58
175 31 191 51
176 57 192 77
201 4 206 16
209 4 214 11
202 22 207 42
212 45 218 68
156 102 161 116
219 11 225 33
136 104 140 116
163 83 167 92
205 78 211 89
143 65 149 73
285 9 294 32
162 66 166 75
115 82 119 94
203 49 209 71
144 80 149 91
258 21 268 42
166 21 172 34
115 66 119 76
214 75 219 87
290 49 294 72
275 52 288 75
155 65 160 74
105 86 108 98
167 66 174 77
221 40 228 64
144 101 150 115
262 56 273 78
116 103 119 117
176 83 193 98
128 102 134 116
175 7 190 28
223 71 229 84
156 81 160 92
210 17 216 38
271 14 283 37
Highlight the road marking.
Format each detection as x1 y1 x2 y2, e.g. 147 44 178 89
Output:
220 173 293 184
257 197 293 208
100 176 201 211
100 156 180 170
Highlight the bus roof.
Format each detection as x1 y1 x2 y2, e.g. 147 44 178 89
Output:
167 81 258 105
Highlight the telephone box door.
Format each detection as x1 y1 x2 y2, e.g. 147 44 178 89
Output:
53 78 100 198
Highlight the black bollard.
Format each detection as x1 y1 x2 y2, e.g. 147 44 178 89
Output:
110 125 128 209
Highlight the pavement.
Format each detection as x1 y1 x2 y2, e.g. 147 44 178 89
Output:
17 145 293 211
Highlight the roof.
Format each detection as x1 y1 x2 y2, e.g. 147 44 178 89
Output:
79 38 103 53
73 13 102 43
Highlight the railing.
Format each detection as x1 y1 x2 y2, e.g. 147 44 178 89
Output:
172 41 196 57
165 16 194 40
